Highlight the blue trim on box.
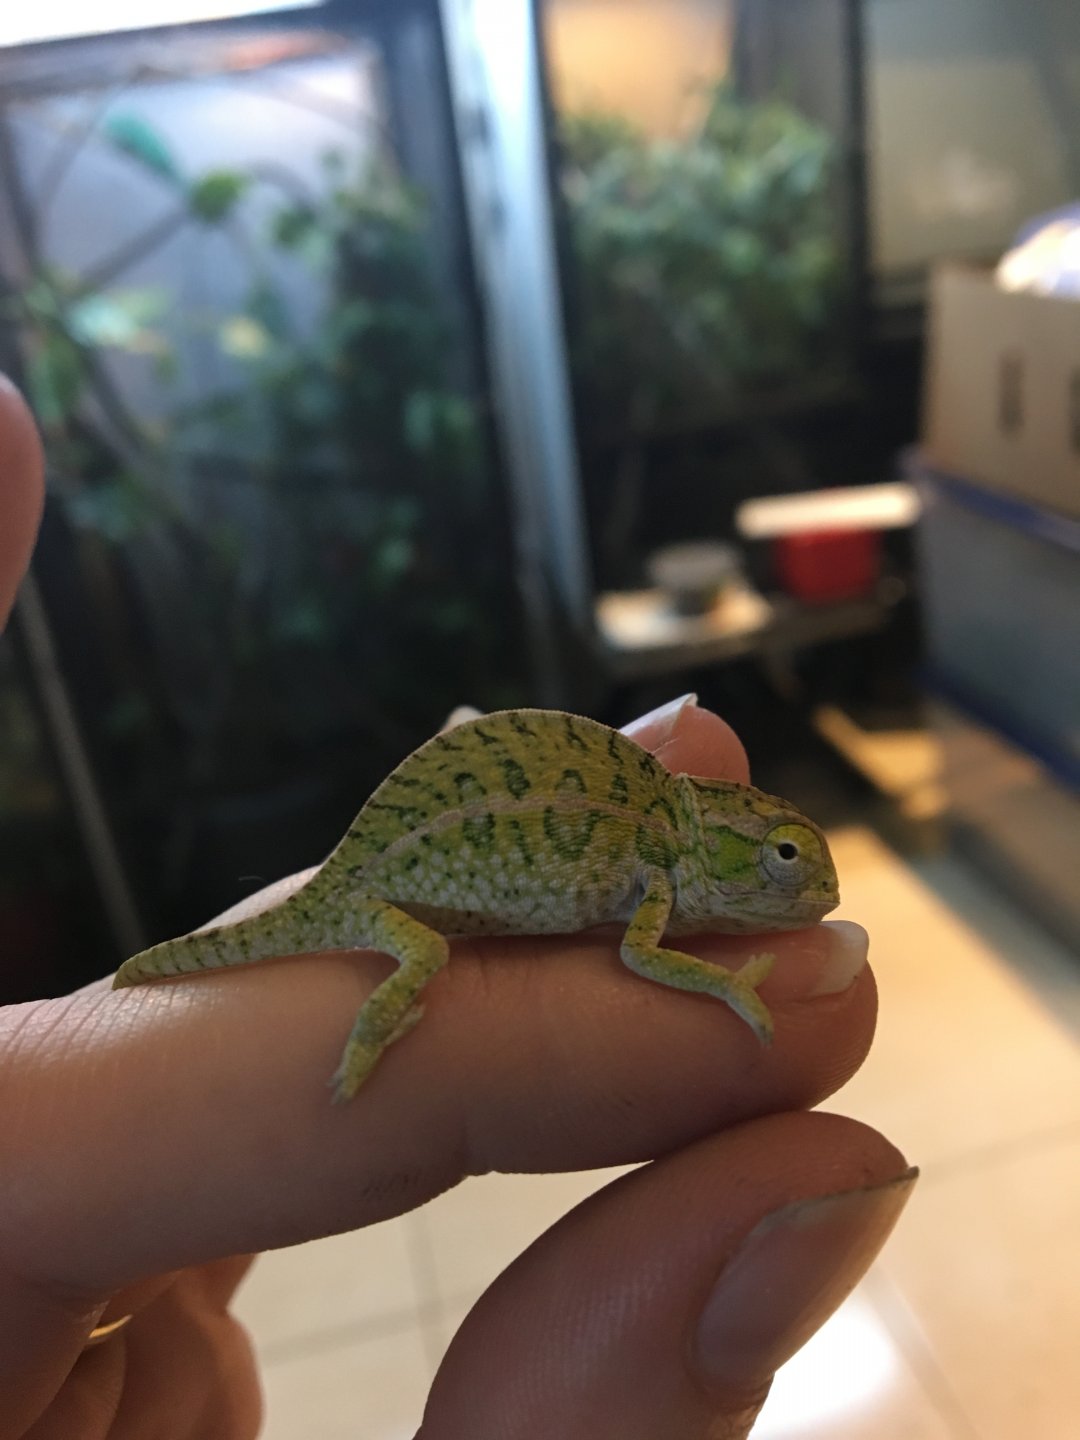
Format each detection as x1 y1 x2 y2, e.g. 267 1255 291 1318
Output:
925 666 1080 793
904 451 1080 556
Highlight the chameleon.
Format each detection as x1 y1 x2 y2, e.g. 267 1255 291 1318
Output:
113 708 839 1101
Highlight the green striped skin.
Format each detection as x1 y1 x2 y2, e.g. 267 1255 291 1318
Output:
114 709 839 1099
336 710 836 937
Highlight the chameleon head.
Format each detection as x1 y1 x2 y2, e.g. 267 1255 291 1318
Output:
672 778 840 933
753 818 839 921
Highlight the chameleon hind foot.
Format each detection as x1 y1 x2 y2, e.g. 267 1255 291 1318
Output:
327 901 449 1102
329 1003 426 1104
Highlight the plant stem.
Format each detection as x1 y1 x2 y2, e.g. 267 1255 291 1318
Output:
0 104 40 262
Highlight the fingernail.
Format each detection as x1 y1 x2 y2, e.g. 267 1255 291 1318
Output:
441 705 483 732
733 920 868 1008
694 1168 918 1393
622 693 698 747
807 921 869 997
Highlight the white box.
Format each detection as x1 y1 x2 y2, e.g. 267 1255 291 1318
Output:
922 264 1080 521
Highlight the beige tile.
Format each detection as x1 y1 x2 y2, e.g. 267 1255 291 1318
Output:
912 849 1080 1036
234 1219 418 1356
826 826 1080 1167
876 1130 1080 1440
257 1327 430 1440
415 1165 635 1311
752 1285 963 1440
423 1287 474 1368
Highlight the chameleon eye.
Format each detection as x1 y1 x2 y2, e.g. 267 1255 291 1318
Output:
761 822 823 888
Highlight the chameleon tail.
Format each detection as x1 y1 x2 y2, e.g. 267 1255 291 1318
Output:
112 874 361 989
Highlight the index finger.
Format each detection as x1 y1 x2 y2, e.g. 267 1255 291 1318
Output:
0 703 872 1298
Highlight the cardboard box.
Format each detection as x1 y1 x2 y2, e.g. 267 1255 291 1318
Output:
921 264 1080 520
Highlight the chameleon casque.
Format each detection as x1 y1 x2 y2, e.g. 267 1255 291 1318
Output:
114 709 840 1100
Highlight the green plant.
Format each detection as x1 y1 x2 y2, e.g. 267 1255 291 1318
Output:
0 104 524 902
560 81 843 432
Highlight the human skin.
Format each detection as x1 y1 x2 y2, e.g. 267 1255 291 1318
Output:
0 375 913 1439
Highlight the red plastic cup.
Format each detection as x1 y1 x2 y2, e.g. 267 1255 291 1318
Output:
773 528 881 602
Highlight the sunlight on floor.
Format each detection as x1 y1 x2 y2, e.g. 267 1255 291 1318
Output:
753 1297 899 1437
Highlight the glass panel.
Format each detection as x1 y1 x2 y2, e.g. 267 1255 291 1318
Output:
0 7 525 945
0 0 326 50
541 0 859 589
866 0 1080 297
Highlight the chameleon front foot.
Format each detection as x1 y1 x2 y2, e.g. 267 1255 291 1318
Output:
729 952 776 1042
620 942 776 1045
620 872 777 1044
734 950 776 990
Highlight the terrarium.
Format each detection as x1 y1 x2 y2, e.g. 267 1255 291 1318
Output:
0 1 526 946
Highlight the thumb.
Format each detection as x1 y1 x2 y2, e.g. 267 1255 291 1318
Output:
419 1112 915 1440
0 375 45 628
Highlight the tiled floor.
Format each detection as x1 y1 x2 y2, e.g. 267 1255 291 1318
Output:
233 825 1080 1438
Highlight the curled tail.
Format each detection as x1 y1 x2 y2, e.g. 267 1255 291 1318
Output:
112 873 362 989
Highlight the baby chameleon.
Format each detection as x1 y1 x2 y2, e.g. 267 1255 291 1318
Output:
114 709 840 1101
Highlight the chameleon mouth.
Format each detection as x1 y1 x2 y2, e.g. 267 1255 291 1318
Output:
739 892 840 928
672 890 840 937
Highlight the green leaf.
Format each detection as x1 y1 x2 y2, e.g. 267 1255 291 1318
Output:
26 334 83 426
272 203 317 249
276 597 331 645
272 204 333 269
371 535 414 587
560 110 642 170
403 390 439 453
218 315 272 359
104 114 183 186
154 346 179 384
66 475 154 543
67 289 168 352
247 281 291 341
188 170 250 224
24 271 71 323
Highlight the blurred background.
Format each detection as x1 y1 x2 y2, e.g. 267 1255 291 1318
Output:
1 2 1078 1437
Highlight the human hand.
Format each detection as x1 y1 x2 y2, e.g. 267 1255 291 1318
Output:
0 375 914 1438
